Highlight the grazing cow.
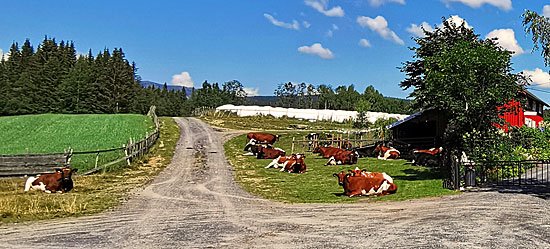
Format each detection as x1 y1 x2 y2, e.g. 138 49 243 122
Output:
326 150 358 166
24 168 78 193
412 147 443 167
374 145 400 160
265 154 307 173
256 146 286 159
333 169 397 197
247 132 279 145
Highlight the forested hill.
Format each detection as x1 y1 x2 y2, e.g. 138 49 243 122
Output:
0 37 187 116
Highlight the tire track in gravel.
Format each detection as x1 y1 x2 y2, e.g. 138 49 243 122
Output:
0 117 549 248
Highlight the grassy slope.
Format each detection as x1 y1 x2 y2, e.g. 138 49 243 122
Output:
225 132 456 203
0 114 155 172
200 111 353 131
0 113 154 153
0 117 179 224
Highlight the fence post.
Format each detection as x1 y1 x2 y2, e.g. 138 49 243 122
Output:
95 152 100 169
291 137 295 155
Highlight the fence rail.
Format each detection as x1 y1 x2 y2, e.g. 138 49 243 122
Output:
0 106 160 177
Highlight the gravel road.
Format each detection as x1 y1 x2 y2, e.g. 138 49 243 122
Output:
1 117 549 248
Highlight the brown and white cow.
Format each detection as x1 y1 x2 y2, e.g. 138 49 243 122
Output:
326 150 358 166
247 132 279 145
265 154 307 173
333 168 397 197
374 145 400 160
24 168 78 193
256 146 286 159
412 147 443 167
313 146 348 159
243 139 274 156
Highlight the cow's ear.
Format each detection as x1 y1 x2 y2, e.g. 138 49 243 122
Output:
333 173 338 177
55 168 62 172
72 168 78 173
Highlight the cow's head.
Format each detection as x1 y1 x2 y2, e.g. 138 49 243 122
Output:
290 156 307 173
333 171 349 186
244 139 258 151
373 145 382 153
350 151 359 164
56 168 77 182
349 167 362 176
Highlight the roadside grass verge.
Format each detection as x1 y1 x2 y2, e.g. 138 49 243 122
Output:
0 113 155 172
199 111 353 131
0 117 179 225
225 132 457 203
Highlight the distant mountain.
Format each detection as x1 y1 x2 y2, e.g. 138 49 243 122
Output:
140 80 193 98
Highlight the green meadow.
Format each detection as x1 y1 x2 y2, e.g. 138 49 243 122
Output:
225 132 457 203
0 114 155 172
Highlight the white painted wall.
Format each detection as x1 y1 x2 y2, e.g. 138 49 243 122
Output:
216 104 409 123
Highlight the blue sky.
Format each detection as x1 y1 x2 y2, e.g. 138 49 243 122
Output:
1 0 550 102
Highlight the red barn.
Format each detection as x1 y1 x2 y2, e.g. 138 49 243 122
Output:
497 90 547 130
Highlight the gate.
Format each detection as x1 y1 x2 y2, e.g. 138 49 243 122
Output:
463 160 550 187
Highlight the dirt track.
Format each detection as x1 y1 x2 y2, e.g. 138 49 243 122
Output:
1 117 549 248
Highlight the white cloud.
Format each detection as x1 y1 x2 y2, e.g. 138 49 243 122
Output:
369 0 405 7
297 43 334 59
264 14 299 30
171 72 194 88
543 5 550 18
440 15 472 29
357 16 404 45
485 29 524 56
0 49 9 60
442 0 512 11
332 24 339 30
243 88 260 97
302 21 311 28
523 68 550 88
326 30 334 37
304 0 344 17
359 39 372 47
407 22 435 37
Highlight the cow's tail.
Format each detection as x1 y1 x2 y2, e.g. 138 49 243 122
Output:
24 176 38 191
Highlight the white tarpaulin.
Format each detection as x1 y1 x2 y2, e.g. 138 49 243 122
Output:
216 105 409 123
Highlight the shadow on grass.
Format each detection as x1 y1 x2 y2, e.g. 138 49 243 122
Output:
393 168 444 181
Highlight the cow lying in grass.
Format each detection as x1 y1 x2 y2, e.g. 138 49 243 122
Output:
247 132 279 145
374 145 400 160
412 147 443 167
313 146 349 159
326 150 358 166
256 146 286 159
265 154 307 173
24 168 78 193
333 168 397 197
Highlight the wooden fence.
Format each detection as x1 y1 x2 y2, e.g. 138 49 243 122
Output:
0 106 160 177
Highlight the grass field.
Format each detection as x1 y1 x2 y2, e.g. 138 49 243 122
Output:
0 117 179 224
0 113 155 171
225 132 457 203
199 111 353 131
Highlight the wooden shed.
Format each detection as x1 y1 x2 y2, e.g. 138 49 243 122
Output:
386 109 449 149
